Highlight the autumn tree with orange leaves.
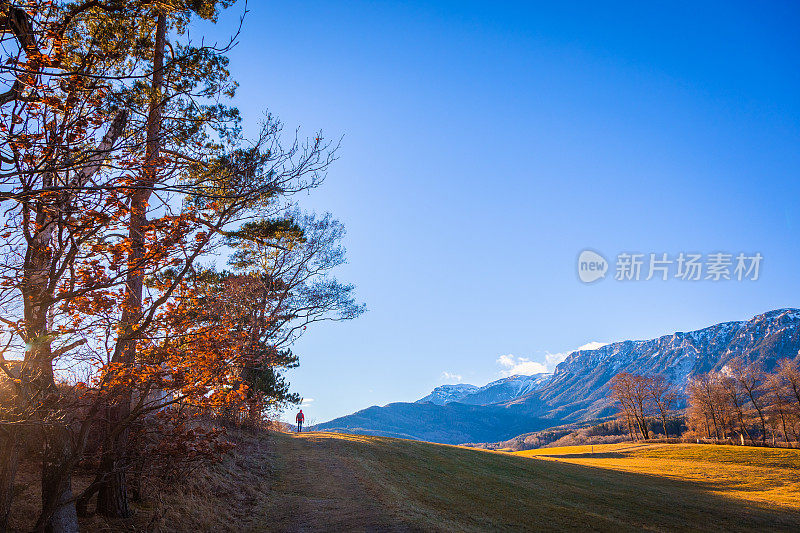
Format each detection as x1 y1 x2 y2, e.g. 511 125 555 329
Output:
0 2 146 529
0 2 361 531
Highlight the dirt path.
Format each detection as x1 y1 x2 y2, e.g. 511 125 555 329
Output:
258 432 411 533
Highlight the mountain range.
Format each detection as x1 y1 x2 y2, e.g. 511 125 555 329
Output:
416 373 552 406
313 308 800 444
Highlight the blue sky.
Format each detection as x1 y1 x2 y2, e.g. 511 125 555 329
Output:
200 1 800 423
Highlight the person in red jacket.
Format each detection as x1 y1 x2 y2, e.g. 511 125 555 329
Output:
295 410 305 432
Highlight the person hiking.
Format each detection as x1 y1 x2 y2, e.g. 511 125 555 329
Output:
295 409 305 432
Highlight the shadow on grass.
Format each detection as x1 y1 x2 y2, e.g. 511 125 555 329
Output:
533 451 629 459
279 431 800 532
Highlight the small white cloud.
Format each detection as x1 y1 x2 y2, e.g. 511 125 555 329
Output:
301 398 315 406
544 341 608 370
496 354 548 377
497 342 609 376
544 351 569 369
440 371 463 383
497 354 515 368
497 354 515 369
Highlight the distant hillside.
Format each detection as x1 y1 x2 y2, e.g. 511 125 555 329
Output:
312 401 555 444
315 308 800 445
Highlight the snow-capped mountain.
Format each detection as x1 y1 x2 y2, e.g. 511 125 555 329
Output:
507 308 800 420
416 383 479 405
416 374 552 406
315 309 800 444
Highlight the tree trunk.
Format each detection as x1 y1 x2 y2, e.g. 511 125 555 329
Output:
96 403 131 518
624 415 635 441
756 409 768 443
38 425 78 533
778 403 790 443
709 409 720 440
735 407 752 442
96 456 128 519
748 393 768 443
634 406 649 440
0 428 20 531
97 12 166 518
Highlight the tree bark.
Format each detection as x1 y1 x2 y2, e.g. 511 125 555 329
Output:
710 410 720 440
633 398 649 440
0 428 20 532
636 415 649 440
38 425 78 533
96 435 129 518
730 392 752 442
96 401 132 518
744 387 768 443
777 400 790 444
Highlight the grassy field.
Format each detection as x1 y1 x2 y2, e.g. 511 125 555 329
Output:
11 431 799 532
515 442 800 511
162 431 799 532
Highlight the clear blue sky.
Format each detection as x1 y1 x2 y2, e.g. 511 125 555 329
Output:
201 1 800 424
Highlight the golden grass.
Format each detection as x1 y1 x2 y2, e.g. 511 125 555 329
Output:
515 443 800 511
516 442 653 456
8 430 800 531
255 431 800 532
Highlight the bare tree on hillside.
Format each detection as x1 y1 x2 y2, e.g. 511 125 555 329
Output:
686 373 725 440
610 373 651 440
765 362 800 443
718 373 752 442
777 358 800 409
765 372 795 444
684 358 800 446
727 358 769 443
646 375 676 437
